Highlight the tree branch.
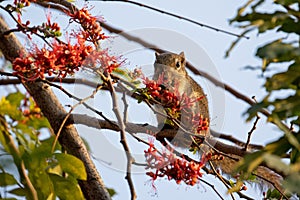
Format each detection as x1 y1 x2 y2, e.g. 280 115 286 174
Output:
106 75 137 200
68 114 249 158
244 114 260 151
210 129 263 150
68 113 287 180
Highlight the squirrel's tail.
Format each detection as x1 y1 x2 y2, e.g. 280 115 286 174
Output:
211 155 283 192
255 165 283 192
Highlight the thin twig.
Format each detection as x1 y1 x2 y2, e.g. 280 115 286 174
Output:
106 75 136 200
211 129 263 150
208 161 235 200
198 178 225 200
0 5 52 47
98 0 249 39
0 72 100 88
244 96 260 151
52 84 103 152
244 114 260 151
119 82 129 125
41 79 117 127
201 166 254 200
204 139 240 162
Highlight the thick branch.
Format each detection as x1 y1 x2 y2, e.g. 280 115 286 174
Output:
69 113 286 178
0 16 111 200
69 114 248 158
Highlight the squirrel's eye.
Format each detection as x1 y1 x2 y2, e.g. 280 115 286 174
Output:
175 61 181 69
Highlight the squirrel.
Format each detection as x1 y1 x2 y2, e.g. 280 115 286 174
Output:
153 51 283 193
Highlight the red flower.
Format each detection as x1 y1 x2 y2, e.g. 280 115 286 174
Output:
83 49 121 74
144 143 207 186
142 77 210 126
67 8 108 43
12 36 94 80
191 114 209 133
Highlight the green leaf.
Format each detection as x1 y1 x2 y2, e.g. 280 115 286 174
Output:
106 187 117 197
279 19 300 35
8 188 27 197
233 11 291 33
27 115 50 130
256 40 299 68
54 153 87 180
235 151 264 174
48 174 84 200
271 93 300 120
29 137 60 160
265 62 300 91
6 92 25 107
0 172 18 186
245 99 268 121
290 148 300 164
274 0 300 6
227 180 243 194
265 136 291 155
24 137 60 199
113 68 132 80
0 97 23 120
265 188 282 199
228 179 235 187
263 153 289 174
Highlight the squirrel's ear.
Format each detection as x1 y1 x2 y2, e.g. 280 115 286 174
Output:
155 52 160 58
179 51 185 58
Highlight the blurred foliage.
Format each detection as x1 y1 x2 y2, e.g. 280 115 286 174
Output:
0 92 87 199
229 0 300 197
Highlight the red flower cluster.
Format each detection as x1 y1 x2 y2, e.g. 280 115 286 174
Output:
144 142 207 186
143 78 209 129
41 11 61 37
83 49 121 74
14 10 61 39
13 36 93 80
68 8 108 43
191 114 209 133
12 6 121 80
143 77 181 115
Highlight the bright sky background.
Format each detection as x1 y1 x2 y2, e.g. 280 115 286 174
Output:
0 0 287 199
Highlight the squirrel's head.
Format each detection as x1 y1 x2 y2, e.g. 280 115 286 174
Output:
154 51 186 75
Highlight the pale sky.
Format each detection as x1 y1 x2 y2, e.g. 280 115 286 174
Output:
0 0 287 199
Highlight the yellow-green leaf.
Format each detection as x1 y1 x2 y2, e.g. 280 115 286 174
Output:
54 153 87 180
